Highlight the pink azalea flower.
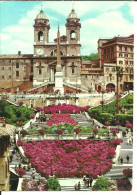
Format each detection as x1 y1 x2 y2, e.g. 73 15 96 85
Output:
125 122 132 128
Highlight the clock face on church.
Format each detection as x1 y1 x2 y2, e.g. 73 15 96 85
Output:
36 48 44 55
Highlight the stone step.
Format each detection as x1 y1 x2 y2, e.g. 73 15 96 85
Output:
61 186 91 191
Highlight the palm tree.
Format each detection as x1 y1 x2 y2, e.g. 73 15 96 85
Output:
114 66 124 114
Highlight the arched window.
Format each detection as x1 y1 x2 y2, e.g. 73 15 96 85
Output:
38 31 43 41
70 30 76 40
50 49 63 56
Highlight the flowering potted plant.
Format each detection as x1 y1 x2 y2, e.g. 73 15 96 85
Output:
74 128 81 134
33 89 38 94
14 90 17 94
7 88 11 93
118 94 122 98
16 168 26 178
100 101 104 105
65 89 71 94
56 129 64 139
30 114 35 119
105 121 111 126
38 129 45 135
125 122 132 128
18 101 23 106
20 129 28 136
110 128 119 137
105 88 110 93
77 89 81 93
56 129 64 135
23 90 27 94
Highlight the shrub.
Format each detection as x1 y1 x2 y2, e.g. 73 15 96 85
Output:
123 168 132 178
117 178 132 191
46 177 61 191
92 177 111 191
100 113 112 121
115 114 133 126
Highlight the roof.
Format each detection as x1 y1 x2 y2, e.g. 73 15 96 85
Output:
68 9 79 19
36 9 48 20
102 34 134 46
0 124 15 138
0 54 33 59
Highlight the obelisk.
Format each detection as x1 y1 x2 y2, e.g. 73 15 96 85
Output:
54 25 64 94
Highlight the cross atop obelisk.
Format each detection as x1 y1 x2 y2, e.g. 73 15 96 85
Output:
56 24 62 72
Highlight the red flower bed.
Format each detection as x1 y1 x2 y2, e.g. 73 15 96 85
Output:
18 139 116 179
44 104 90 114
46 113 78 126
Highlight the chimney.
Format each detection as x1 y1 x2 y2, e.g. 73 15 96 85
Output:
18 51 21 55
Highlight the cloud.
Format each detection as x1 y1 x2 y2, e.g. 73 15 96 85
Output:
81 10 134 54
0 1 134 55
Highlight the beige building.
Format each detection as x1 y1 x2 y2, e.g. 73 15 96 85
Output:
0 124 14 191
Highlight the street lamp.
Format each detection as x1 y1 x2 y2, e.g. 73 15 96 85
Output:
101 91 105 113
50 157 53 176
115 66 124 114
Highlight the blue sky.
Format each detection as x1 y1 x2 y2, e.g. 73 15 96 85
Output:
0 1 134 55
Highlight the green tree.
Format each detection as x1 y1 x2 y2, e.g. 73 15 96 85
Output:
82 53 98 61
46 177 61 191
92 177 111 191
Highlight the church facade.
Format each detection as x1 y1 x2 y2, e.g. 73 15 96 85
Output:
0 9 134 93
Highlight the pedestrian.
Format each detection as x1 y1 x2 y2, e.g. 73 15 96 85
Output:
10 155 13 163
78 181 81 190
87 179 90 187
126 155 130 163
120 157 123 164
90 178 93 187
74 183 78 191
118 157 121 164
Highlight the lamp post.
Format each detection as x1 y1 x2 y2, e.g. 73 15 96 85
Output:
50 157 53 176
101 91 105 113
115 66 124 114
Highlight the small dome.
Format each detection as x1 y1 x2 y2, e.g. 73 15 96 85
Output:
68 9 79 19
36 10 48 20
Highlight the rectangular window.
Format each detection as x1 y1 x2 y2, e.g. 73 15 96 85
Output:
72 68 74 74
16 71 19 77
2 75 4 79
16 62 19 68
2 67 4 70
39 69 42 74
9 75 11 79
8 67 11 70
31 66 33 72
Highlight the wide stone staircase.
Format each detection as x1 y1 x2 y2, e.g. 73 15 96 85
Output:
71 113 91 126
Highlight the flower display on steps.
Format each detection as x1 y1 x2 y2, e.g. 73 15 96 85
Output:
17 139 116 179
